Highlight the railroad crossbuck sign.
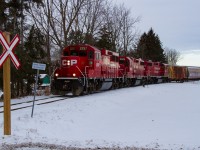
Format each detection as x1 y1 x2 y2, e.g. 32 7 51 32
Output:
0 32 20 69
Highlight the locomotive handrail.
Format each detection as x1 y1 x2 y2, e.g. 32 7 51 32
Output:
119 69 125 83
124 68 127 82
76 66 86 86
85 66 89 91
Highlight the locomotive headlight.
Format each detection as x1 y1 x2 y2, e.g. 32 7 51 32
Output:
67 60 70 65
55 73 59 77
73 73 76 77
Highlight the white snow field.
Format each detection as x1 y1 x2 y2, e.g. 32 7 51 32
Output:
0 81 200 150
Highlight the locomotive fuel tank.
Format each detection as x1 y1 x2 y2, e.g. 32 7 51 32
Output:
99 79 113 91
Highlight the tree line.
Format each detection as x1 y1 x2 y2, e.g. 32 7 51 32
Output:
0 0 180 97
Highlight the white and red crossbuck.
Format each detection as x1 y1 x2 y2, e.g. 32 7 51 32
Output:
0 32 20 69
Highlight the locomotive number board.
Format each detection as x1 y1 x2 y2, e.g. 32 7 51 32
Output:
80 47 87 50
69 46 87 50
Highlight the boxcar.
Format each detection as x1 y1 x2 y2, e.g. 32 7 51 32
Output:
168 66 188 82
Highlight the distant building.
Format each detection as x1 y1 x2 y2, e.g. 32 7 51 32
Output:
39 74 50 86
37 74 51 95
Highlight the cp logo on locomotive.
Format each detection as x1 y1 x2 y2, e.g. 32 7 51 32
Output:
62 59 77 66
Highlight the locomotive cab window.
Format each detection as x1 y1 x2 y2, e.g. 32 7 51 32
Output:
88 51 94 59
125 60 129 66
115 56 119 62
111 56 119 62
70 50 78 56
119 60 124 64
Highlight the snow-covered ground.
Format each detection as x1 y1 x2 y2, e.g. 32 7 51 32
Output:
0 81 200 150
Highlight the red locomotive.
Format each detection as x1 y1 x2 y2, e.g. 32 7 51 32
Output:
53 44 121 95
53 44 200 96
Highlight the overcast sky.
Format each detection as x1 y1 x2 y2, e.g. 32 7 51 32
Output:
114 0 200 66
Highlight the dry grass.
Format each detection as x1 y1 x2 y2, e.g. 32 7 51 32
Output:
0 142 157 150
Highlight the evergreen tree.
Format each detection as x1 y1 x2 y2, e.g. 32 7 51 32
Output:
0 0 8 31
136 28 166 62
68 30 85 45
23 25 47 95
84 33 96 45
25 26 46 60
95 26 114 51
68 30 96 46
0 0 21 32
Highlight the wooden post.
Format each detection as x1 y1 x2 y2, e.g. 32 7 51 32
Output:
3 32 11 135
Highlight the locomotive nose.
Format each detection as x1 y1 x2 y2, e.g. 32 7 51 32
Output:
60 57 83 77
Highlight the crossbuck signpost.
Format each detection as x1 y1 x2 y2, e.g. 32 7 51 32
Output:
0 33 20 68
0 31 20 135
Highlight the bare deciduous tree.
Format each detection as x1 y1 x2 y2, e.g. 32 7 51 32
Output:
28 0 87 50
71 0 107 44
165 47 181 65
104 4 140 54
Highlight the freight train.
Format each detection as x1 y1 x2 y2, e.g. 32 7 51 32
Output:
52 44 200 96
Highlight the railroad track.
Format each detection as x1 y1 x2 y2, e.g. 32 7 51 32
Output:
0 95 73 113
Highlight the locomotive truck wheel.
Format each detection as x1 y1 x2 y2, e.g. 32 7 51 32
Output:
116 82 120 89
72 81 84 96
88 82 95 94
